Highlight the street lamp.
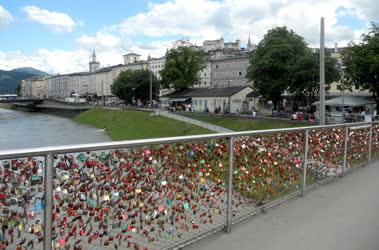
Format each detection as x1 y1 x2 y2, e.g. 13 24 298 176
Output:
149 69 153 109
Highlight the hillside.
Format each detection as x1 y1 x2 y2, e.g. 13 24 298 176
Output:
0 67 49 94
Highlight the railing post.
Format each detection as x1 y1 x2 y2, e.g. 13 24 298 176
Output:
44 153 53 250
226 136 234 233
368 124 373 164
302 129 309 197
342 125 349 177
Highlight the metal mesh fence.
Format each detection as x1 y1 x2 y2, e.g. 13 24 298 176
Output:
0 157 45 250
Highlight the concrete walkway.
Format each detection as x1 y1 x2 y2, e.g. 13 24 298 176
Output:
187 163 379 250
159 110 233 133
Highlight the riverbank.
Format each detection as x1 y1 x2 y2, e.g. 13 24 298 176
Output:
74 108 211 140
0 103 14 109
180 112 307 131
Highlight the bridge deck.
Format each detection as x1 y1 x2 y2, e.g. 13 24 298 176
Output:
187 163 379 250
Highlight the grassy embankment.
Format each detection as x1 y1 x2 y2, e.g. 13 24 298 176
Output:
0 103 14 109
181 113 306 131
75 108 211 140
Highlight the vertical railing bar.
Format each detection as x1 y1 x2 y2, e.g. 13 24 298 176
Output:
225 136 234 233
44 153 53 250
302 129 309 197
368 124 373 164
342 125 349 177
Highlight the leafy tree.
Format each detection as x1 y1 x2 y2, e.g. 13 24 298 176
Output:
111 69 159 104
290 50 340 104
160 46 206 90
16 85 21 96
247 27 309 109
343 23 379 111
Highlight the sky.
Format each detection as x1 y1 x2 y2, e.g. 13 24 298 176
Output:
0 0 377 74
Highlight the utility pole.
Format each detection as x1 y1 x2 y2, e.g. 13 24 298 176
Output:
149 70 153 109
319 17 326 125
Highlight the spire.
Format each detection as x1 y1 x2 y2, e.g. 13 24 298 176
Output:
247 34 253 51
92 49 96 62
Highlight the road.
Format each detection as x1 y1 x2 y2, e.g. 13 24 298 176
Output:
187 163 379 250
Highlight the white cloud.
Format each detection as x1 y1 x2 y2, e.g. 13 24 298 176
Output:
0 5 13 26
108 0 378 48
22 6 79 32
77 32 121 49
2 0 378 74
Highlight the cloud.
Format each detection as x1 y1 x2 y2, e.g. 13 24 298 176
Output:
77 32 121 49
2 0 378 74
0 5 13 26
107 0 378 48
22 6 79 32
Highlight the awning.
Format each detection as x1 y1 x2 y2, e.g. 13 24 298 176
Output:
168 98 190 102
313 96 375 107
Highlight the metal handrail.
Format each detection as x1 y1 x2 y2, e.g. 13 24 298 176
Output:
1 121 378 160
1 120 378 250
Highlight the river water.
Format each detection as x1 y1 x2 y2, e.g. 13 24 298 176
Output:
0 108 111 150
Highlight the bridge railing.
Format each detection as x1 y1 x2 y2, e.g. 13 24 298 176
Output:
1 121 378 250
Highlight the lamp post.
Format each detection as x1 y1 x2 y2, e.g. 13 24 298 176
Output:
319 17 326 125
149 70 153 109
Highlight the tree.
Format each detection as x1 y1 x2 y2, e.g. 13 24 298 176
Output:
111 69 159 104
343 23 379 111
290 50 340 104
160 46 206 91
247 27 309 110
16 85 21 96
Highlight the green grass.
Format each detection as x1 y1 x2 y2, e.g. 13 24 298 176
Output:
74 108 211 140
181 113 306 131
0 103 14 109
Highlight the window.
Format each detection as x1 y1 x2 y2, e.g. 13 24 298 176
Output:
239 71 242 76
193 100 198 105
337 85 342 90
204 73 206 76
216 64 218 69
355 85 359 90
199 100 203 105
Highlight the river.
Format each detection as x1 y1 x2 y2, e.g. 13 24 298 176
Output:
0 108 111 150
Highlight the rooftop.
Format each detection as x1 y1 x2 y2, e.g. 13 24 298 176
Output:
162 86 252 98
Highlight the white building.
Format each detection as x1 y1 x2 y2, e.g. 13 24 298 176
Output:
47 74 70 97
160 86 253 113
147 56 165 80
46 51 148 98
123 53 141 64
20 76 47 98
89 50 100 73
90 62 149 97
202 38 241 52
195 61 212 88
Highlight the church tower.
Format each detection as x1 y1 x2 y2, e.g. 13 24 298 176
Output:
247 34 253 51
89 49 100 72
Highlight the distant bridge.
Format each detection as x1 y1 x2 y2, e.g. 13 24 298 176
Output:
0 97 43 104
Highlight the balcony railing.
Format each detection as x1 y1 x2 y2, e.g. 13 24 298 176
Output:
1 121 378 250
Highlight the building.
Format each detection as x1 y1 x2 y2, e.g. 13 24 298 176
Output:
196 61 212 88
90 62 149 97
160 86 253 113
47 74 70 97
148 56 165 80
89 50 100 73
327 45 370 98
46 50 148 98
202 38 241 52
20 76 47 98
123 53 141 64
210 50 250 87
